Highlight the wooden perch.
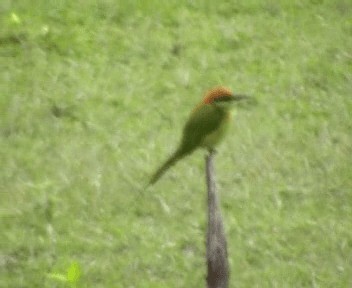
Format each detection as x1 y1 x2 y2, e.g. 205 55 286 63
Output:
205 150 229 288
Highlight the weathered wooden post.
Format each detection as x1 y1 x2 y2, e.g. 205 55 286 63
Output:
205 150 229 288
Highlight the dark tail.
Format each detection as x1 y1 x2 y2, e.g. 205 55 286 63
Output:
149 150 184 185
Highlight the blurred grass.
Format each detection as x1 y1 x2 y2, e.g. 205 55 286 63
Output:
1 0 351 287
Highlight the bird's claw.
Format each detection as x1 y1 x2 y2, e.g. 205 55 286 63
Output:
208 148 217 155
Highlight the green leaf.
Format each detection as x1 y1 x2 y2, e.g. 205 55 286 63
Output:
67 262 81 283
47 273 68 282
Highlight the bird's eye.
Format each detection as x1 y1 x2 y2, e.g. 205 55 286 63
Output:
214 95 233 102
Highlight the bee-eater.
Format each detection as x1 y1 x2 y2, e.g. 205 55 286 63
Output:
149 86 248 185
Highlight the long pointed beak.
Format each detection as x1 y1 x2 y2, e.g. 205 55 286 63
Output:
231 94 257 107
231 94 250 101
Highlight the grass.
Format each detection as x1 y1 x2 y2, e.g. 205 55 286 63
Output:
1 0 351 287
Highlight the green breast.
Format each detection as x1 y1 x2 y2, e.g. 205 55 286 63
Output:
201 112 232 149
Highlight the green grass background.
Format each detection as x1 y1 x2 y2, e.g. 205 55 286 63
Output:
1 0 351 287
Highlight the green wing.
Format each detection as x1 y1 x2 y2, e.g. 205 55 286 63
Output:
177 104 225 154
148 104 225 185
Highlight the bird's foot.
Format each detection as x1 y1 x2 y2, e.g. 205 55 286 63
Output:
208 148 217 155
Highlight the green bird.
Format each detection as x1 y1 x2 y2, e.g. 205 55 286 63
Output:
149 86 248 185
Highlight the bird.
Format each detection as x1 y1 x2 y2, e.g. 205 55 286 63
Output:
149 86 248 185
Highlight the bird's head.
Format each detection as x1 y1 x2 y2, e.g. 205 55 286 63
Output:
203 86 248 110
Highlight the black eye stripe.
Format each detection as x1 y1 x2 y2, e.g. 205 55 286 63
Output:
213 95 233 102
